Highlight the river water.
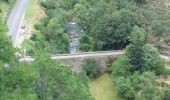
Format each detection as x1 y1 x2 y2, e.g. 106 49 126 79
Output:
67 21 81 54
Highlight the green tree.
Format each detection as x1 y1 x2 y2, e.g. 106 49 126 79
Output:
126 26 164 74
33 55 93 100
79 34 93 52
83 58 100 79
112 55 131 77
22 33 49 56
164 87 170 100
34 11 69 54
0 62 38 99
135 72 163 100
0 23 15 63
114 76 135 99
112 26 164 100
126 26 146 72
74 0 138 51
144 44 164 75
152 20 165 40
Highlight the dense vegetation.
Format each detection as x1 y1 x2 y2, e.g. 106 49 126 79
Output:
23 0 169 99
0 1 93 99
112 26 165 100
1 0 170 100
26 0 139 53
82 58 100 79
0 54 93 99
24 0 71 54
0 32 93 99
0 0 15 63
24 0 169 54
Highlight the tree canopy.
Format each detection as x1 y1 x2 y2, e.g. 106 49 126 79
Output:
112 26 164 100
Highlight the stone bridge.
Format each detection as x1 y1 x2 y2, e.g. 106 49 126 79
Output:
20 50 124 72
19 50 170 72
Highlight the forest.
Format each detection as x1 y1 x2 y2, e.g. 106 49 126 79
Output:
0 0 170 100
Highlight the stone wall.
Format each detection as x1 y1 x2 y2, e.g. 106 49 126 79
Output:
54 54 121 72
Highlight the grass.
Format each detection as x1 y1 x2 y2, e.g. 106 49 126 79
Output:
157 63 170 86
25 0 45 33
165 63 170 69
0 0 16 20
89 73 123 100
165 63 170 74
0 1 10 20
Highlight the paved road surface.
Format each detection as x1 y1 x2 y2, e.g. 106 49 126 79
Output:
7 0 29 47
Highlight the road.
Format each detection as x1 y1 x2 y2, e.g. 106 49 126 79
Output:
7 0 29 47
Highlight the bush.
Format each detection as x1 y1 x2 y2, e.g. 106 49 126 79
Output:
0 62 38 99
126 29 164 74
113 71 163 100
106 57 117 74
32 57 93 100
134 0 146 4
135 72 164 100
114 76 135 99
152 20 165 39
83 58 100 79
164 68 170 76
164 87 170 100
78 70 89 86
79 34 93 52
112 55 131 77
144 44 164 75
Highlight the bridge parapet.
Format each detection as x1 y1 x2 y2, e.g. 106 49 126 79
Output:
19 51 124 72
19 50 170 72
52 51 124 72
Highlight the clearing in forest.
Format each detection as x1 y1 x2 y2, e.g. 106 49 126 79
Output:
89 73 123 100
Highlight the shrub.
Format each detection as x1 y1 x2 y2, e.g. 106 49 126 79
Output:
152 20 165 39
144 44 164 75
32 57 93 100
164 68 170 76
114 76 135 99
164 87 170 100
78 70 89 86
79 34 93 52
106 57 117 74
126 27 164 74
135 72 164 100
134 0 146 4
126 26 146 73
112 55 131 77
83 58 100 79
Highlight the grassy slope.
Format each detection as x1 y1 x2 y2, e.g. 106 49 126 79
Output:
138 0 170 55
0 0 16 19
89 74 123 100
166 63 170 69
25 0 45 33
0 1 10 21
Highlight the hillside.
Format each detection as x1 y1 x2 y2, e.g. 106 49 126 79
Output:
22 0 170 56
137 0 170 55
0 0 16 20
0 0 170 100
